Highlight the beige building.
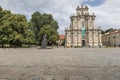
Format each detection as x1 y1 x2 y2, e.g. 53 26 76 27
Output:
102 29 120 47
65 6 102 47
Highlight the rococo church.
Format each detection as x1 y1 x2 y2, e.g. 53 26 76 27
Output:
65 6 102 47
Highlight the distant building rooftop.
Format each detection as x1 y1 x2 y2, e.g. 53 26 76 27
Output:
59 35 65 40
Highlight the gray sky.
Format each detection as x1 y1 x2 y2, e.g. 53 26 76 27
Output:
0 0 120 34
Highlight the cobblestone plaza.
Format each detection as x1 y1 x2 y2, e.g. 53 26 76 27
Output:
0 48 120 80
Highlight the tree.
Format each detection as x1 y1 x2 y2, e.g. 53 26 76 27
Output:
9 14 35 47
0 6 2 11
104 28 114 33
30 12 43 42
0 8 12 47
49 35 58 45
50 20 59 31
0 7 59 47
0 6 35 47
38 25 58 45
30 11 59 45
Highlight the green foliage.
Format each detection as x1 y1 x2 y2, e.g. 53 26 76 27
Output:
0 6 59 47
50 20 59 31
104 28 114 33
38 25 58 44
30 11 59 45
0 9 12 47
49 35 58 44
0 6 35 47
0 6 2 11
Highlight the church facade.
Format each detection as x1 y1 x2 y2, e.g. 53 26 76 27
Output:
65 6 102 47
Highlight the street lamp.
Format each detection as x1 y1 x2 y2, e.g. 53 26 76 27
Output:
98 26 101 47
109 32 111 46
113 36 116 47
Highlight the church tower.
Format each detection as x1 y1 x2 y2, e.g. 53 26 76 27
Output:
65 6 102 47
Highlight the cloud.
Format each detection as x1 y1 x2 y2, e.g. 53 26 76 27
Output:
81 0 105 7
0 0 120 33
0 0 79 34
88 0 120 30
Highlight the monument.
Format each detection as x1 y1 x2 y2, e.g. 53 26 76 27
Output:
41 34 47 48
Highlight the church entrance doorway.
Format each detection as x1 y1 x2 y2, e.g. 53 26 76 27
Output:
82 40 85 47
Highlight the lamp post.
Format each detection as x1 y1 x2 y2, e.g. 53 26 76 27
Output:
113 36 116 47
98 26 100 47
109 32 110 46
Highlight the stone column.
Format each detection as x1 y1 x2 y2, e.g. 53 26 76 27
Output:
92 29 94 47
98 27 101 47
70 17 74 47
77 17 80 47
92 13 96 47
85 14 89 46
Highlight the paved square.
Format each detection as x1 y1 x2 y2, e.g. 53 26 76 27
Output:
0 48 120 80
